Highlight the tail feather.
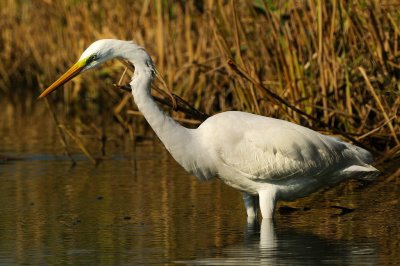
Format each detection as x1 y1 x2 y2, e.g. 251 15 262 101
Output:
342 164 380 181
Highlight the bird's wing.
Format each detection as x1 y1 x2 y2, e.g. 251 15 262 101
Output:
212 114 349 182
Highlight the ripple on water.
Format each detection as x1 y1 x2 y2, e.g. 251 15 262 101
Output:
0 110 399 265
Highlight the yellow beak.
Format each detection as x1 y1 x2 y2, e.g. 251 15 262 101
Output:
37 61 85 99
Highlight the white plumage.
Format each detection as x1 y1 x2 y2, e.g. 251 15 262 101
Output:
39 39 380 220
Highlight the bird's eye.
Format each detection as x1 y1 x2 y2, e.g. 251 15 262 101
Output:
87 54 97 63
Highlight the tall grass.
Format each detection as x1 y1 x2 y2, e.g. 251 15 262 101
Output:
0 0 399 162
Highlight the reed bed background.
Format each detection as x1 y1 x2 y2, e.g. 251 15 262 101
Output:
0 0 399 166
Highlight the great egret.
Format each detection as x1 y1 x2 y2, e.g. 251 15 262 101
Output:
39 39 379 219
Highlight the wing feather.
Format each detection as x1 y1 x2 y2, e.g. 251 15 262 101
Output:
203 112 358 182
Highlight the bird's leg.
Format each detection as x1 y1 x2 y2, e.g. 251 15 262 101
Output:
242 192 259 222
259 218 276 250
258 187 278 219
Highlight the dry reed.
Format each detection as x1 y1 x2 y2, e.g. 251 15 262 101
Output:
0 0 399 163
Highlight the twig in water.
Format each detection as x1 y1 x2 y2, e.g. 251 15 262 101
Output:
58 125 97 165
44 97 76 166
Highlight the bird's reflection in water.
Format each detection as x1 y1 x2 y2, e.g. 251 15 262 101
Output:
178 219 378 265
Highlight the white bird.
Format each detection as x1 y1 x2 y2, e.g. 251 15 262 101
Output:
39 39 379 220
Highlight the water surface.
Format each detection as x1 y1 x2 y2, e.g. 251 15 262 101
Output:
0 102 399 265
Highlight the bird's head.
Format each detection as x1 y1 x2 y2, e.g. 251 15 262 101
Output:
38 39 122 99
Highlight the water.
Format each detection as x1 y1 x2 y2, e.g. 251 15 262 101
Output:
0 103 399 265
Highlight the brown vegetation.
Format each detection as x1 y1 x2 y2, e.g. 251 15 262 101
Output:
0 0 399 163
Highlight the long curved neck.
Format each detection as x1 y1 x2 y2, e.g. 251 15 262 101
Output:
108 40 215 180
116 42 192 158
130 62 190 149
